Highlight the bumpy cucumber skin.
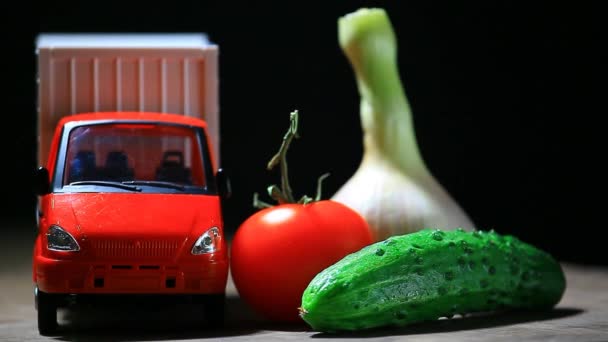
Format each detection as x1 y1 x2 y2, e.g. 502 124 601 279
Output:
300 229 566 332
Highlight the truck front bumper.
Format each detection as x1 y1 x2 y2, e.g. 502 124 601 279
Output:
34 255 228 295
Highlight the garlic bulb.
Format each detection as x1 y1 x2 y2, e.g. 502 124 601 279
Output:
332 8 475 242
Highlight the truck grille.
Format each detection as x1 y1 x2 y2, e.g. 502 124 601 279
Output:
92 239 182 258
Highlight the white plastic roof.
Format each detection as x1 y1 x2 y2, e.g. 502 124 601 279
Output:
35 33 212 48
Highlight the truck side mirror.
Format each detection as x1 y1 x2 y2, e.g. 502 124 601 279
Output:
216 168 232 199
34 167 51 195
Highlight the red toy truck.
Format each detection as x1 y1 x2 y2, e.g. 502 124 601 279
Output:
32 34 231 334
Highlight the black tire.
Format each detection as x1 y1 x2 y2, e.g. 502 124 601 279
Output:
199 293 226 328
36 287 58 335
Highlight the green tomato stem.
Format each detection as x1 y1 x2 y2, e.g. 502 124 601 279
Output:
253 110 331 209
267 110 300 203
315 173 331 201
253 192 272 209
268 185 289 204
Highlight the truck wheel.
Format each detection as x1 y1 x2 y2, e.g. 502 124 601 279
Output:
35 287 58 335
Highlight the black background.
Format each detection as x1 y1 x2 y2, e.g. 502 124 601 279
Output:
2 1 603 265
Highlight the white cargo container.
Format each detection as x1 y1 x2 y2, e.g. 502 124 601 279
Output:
35 33 219 167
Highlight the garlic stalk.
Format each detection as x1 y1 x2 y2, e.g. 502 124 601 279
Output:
331 8 475 242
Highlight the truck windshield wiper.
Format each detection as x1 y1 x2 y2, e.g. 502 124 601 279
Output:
68 181 142 192
121 180 186 191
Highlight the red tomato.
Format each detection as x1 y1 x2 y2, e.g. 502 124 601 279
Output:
230 200 373 322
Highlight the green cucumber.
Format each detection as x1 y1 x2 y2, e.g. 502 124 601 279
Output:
299 228 566 332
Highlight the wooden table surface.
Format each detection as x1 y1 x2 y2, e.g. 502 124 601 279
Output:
1 225 606 341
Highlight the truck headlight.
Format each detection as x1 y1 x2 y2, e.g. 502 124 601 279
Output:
46 225 80 251
191 227 220 255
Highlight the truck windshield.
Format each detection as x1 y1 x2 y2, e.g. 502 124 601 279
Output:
61 122 211 192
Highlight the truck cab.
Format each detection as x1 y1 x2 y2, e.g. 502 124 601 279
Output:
33 112 231 334
32 34 229 335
